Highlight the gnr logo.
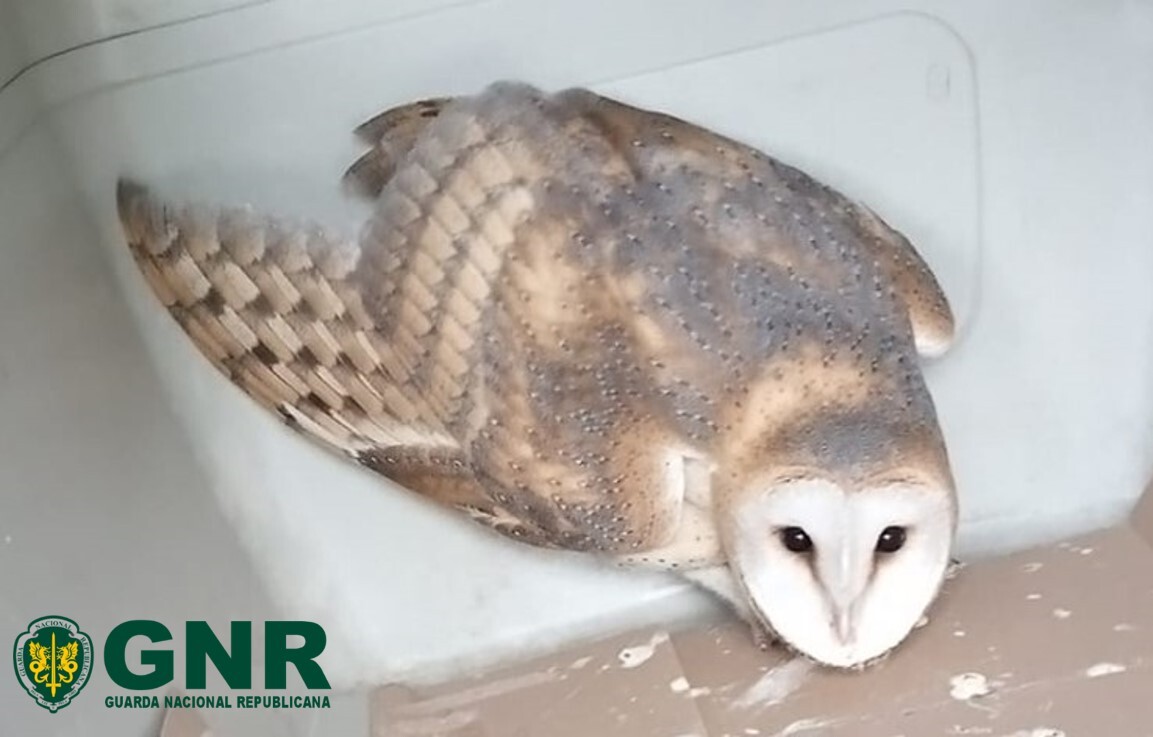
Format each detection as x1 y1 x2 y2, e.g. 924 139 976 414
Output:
104 620 331 690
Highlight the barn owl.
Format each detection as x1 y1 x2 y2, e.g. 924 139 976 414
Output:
115 80 958 669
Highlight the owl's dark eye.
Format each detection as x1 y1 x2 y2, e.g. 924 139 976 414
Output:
876 526 907 554
779 526 813 553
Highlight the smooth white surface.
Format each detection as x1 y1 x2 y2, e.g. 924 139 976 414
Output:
0 3 28 87
0 126 307 736
1 0 1153 728
1 0 265 68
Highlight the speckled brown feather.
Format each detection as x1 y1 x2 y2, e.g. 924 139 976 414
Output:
116 80 955 567
343 96 453 199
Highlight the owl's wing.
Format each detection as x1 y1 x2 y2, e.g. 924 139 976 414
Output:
324 85 954 565
548 90 955 359
117 180 586 546
343 97 454 200
116 88 665 552
347 87 703 557
118 181 526 520
342 87 954 365
839 200 953 358
767 161 956 359
309 85 717 559
116 180 448 449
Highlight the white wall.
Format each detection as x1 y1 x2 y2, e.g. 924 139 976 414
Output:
0 1 28 87
3 0 258 62
0 5 319 735
0 118 310 737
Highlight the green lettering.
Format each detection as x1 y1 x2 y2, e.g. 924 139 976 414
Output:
186 621 252 689
264 621 330 689
104 620 174 690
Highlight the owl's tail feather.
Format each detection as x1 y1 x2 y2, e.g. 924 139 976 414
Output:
114 177 453 457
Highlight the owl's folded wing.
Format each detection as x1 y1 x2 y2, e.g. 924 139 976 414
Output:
537 87 957 359
343 96 455 200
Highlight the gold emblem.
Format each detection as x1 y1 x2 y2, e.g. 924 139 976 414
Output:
13 616 93 712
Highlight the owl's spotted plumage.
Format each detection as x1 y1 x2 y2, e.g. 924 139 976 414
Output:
116 80 958 668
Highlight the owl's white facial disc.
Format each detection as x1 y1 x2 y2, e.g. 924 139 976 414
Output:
726 479 953 668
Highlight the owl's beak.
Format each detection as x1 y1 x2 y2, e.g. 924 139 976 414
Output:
821 545 866 646
833 602 859 645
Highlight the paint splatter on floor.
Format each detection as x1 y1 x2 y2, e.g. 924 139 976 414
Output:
616 632 668 669
949 672 992 700
1085 662 1126 678
772 717 839 737
733 658 814 709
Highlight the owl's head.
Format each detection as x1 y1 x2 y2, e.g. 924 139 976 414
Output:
720 470 956 668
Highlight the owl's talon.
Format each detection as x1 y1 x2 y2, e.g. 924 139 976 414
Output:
751 625 777 651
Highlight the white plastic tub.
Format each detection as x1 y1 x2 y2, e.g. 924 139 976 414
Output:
3 1 1152 735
